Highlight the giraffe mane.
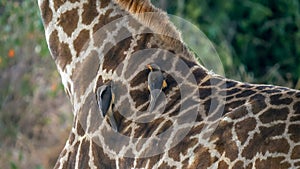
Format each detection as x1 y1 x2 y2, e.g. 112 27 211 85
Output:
113 0 187 53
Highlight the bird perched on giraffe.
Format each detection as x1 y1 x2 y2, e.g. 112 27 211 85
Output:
147 63 167 112
96 82 118 132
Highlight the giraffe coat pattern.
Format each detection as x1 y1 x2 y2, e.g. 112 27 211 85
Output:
37 0 300 168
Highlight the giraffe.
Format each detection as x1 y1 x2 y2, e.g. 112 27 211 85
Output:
37 0 300 168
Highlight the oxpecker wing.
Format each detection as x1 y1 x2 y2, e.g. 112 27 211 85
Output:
96 85 112 118
96 83 118 131
147 63 167 112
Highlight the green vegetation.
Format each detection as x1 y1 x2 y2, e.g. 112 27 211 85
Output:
154 0 300 88
0 0 46 140
0 1 71 168
0 0 48 68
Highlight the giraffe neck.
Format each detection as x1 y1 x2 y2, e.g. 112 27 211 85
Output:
38 0 204 110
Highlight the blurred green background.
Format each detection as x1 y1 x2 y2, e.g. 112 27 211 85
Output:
0 0 299 168
0 1 72 169
154 0 300 88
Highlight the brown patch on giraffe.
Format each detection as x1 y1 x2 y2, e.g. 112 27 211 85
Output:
204 97 220 116
156 120 172 135
232 161 244 169
58 8 79 37
168 136 198 162
40 0 52 27
224 100 247 117
53 0 63 10
235 117 256 144
177 56 197 69
158 162 176 169
218 161 229 169
224 105 246 120
242 124 288 159
226 88 242 95
163 74 178 94
82 0 98 25
76 120 86 137
48 30 72 70
165 91 181 116
181 158 190 168
96 76 104 89
261 124 286 138
255 85 271 90
65 141 80 168
295 162 300 167
293 101 300 114
133 33 153 51
223 80 238 88
77 139 90 168
289 124 300 142
192 146 217 168
103 30 132 72
188 123 205 136
99 0 110 8
91 142 116 168
245 163 253 169
111 110 124 132
118 158 134 169
255 157 291 168
236 90 256 98
250 96 267 113
263 89 282 94
270 93 293 105
168 128 201 161
193 68 208 85
143 155 164 169
130 88 149 108
133 117 165 138
292 145 300 159
130 69 149 87
93 9 116 34
72 50 99 96
57 43 72 70
287 91 295 95
73 29 90 57
68 132 76 145
199 87 213 100
213 121 239 161
290 115 300 122
121 123 133 136
259 107 289 123
225 95 235 101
